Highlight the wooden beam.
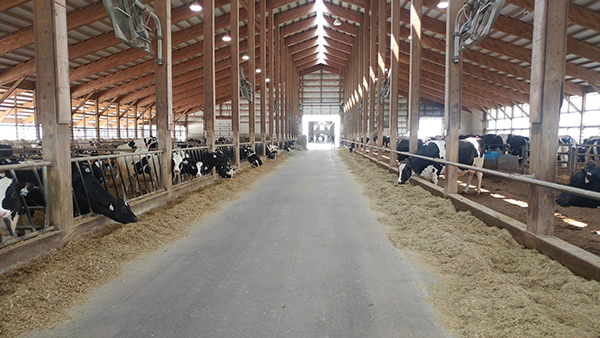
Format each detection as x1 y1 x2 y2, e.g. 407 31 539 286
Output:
33 0 73 238
249 0 256 146
368 0 377 156
408 0 421 153
205 0 216 152
389 1 399 167
0 77 25 106
444 0 461 195
260 0 267 145
527 0 568 236
269 3 275 143
376 0 386 161
232 0 241 166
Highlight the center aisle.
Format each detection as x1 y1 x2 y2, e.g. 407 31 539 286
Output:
28 150 449 338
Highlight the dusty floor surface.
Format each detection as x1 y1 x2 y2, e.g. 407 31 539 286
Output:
339 149 600 338
0 155 288 338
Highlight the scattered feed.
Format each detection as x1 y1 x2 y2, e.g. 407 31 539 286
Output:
338 150 600 338
0 155 288 338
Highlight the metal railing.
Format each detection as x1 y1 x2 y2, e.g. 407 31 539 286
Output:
71 150 164 220
344 140 600 202
0 161 52 248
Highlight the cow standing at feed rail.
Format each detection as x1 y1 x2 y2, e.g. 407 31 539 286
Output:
266 144 278 159
243 146 262 167
171 150 188 183
284 141 295 152
398 138 486 194
72 163 138 223
556 162 600 208
202 150 234 178
0 177 31 239
503 134 529 159
581 136 600 165
396 139 424 161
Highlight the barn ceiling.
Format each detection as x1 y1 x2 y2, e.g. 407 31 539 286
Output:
0 0 599 121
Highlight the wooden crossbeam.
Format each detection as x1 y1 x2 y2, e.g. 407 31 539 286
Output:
0 77 25 106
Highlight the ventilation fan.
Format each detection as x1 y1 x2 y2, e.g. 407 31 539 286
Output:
453 0 505 63
239 67 253 102
103 0 163 65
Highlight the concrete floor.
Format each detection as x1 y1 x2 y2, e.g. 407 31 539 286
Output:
27 149 449 338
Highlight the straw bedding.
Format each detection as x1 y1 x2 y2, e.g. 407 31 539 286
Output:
338 150 600 338
0 155 288 337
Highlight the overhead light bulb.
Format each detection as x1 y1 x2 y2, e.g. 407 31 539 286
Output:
266 78 270 83
437 1 448 9
222 34 232 42
255 68 262 73
333 18 342 26
189 1 202 12
242 53 250 60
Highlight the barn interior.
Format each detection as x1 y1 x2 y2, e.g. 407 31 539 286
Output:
0 0 600 336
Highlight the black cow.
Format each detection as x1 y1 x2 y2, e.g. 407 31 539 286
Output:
556 162 600 208
349 140 355 153
72 163 138 223
202 150 234 178
0 177 32 238
243 146 262 167
481 134 505 152
505 135 529 159
398 138 485 194
396 139 424 161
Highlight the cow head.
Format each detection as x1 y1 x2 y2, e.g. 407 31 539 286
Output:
105 198 138 224
0 178 31 219
398 161 413 184
216 163 234 179
172 151 188 175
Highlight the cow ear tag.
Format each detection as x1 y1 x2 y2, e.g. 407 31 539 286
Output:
213 154 217 158
585 176 590 184
109 204 114 211
20 187 29 196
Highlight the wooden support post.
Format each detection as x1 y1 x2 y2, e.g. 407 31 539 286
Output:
274 17 280 142
95 97 100 139
444 0 462 195
408 0 421 153
527 0 568 236
377 0 386 161
134 104 138 138
268 4 274 144
368 0 377 156
205 0 216 152
34 0 73 239
260 0 267 146
155 0 173 195
360 14 366 152
116 100 121 139
389 1 400 168
231 0 241 167
249 0 256 147
280 44 286 141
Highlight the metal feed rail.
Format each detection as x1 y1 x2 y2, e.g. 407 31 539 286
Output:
345 140 600 201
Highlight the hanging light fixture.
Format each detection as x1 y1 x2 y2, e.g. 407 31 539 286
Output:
222 34 232 42
189 1 202 12
437 1 448 9
242 53 250 60
333 18 342 26
255 68 262 73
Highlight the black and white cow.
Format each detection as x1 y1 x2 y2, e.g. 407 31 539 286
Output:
558 135 578 168
266 144 278 159
116 137 158 151
556 161 600 208
396 139 424 161
398 138 485 194
172 150 188 183
284 140 295 152
72 163 138 223
243 146 262 167
0 177 32 238
202 149 234 178
581 136 600 165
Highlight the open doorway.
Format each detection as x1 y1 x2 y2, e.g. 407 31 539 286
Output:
302 114 341 150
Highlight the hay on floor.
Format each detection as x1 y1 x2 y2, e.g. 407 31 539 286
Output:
338 150 600 338
0 155 288 338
